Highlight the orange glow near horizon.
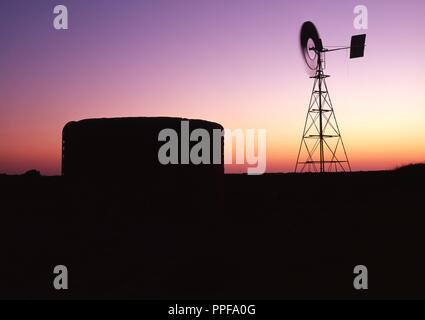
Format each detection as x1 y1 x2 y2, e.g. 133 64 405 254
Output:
0 0 424 175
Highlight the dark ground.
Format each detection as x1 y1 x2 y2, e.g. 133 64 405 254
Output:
0 168 424 299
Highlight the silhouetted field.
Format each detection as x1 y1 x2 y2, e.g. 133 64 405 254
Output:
0 168 424 299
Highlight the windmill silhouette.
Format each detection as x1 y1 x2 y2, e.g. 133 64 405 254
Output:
295 21 366 173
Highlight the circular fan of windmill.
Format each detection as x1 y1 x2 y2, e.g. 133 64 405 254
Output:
300 21 321 76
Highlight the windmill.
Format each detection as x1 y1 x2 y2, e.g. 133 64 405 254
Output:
295 21 366 173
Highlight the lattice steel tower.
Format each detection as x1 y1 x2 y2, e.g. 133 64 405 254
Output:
295 21 366 173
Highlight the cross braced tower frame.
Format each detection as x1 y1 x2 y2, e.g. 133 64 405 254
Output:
295 57 351 173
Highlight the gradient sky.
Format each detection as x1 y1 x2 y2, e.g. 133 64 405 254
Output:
0 0 424 175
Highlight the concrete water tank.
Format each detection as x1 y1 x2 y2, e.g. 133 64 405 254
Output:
62 117 224 195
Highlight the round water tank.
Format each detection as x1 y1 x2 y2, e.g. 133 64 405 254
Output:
62 117 224 195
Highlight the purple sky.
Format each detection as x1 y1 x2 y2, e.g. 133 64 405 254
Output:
0 0 424 174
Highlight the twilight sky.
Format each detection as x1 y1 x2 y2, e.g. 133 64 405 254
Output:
0 0 424 174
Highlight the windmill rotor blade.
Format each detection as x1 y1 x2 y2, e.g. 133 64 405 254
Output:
300 21 321 75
